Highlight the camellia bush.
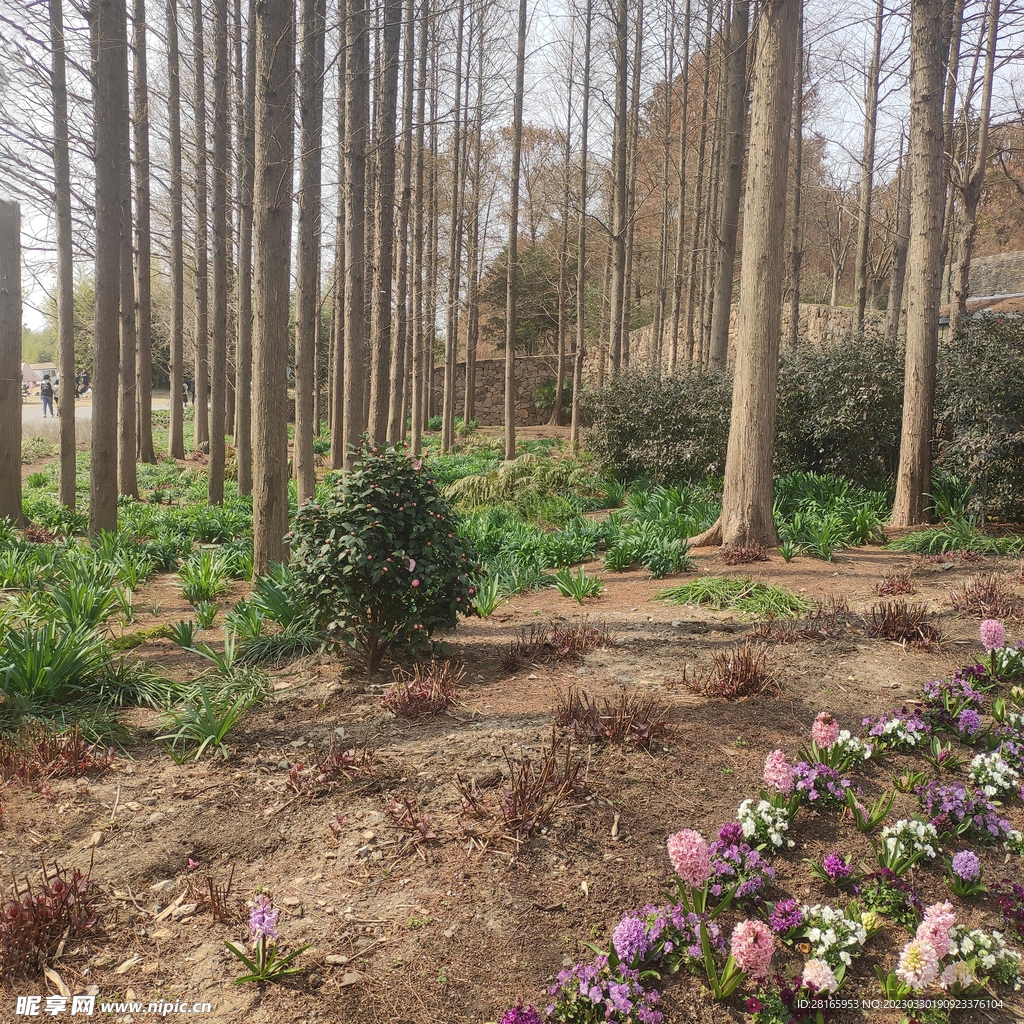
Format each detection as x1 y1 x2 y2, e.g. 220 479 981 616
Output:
287 442 482 672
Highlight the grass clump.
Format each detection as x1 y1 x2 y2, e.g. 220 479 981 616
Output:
656 576 810 617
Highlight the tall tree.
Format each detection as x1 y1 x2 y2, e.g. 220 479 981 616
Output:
251 0 295 572
891 0 948 527
692 0 799 548
90 0 125 535
606 0 628 373
49 0 76 507
166 0 186 460
294 0 326 498
885 142 911 342
786 12 805 350
329 13 348 468
388 0 417 441
208 0 230 502
343 0 369 469
667 0 691 373
192 0 210 450
852 0 885 331
409 0 429 455
570 0 593 447
368 0 401 444
505 0 527 460
234 0 255 493
708 0 749 369
133 0 156 465
116 0 138 499
950 0 999 335
0 201 22 525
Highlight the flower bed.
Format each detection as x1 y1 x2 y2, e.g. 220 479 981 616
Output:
499 622 1024 1024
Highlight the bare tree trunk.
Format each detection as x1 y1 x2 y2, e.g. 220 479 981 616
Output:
551 53 573 423
50 0 76 507
461 17 484 426
708 0 749 368
90 0 124 535
950 0 998 337
786 10 804 350
570 0 593 446
696 0 798 549
441 0 466 452
607 0 628 373
684 0 713 366
388 0 416 441
505 0 527 460
116 0 138 499
853 0 884 332
251 0 294 573
651 15 676 371
192 0 210 450
132 0 156 466
0 201 23 525
619 0 643 369
668 0 691 374
207 0 230 503
235 0 255 493
368 0 401 443
294 0 325 499
344 0 369 469
409 0 429 455
167 0 185 460
886 144 910 342
329 15 348 469
891 0 947 528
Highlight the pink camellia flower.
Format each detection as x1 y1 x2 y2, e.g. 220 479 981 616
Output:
763 749 795 795
666 829 711 888
811 712 841 748
801 958 838 994
412 459 423 471
411 579 420 587
980 619 1004 651
730 919 775 980
408 558 416 571
895 937 940 990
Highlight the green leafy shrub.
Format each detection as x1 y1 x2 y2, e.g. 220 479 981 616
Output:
774 335 904 481
585 369 733 483
288 443 482 671
936 314 1024 520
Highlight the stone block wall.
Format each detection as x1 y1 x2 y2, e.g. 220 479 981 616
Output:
431 354 560 426
627 302 887 372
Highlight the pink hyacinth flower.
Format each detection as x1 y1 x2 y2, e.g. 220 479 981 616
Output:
980 619 1004 652
763 749 795 795
666 829 712 888
730 919 775 980
811 712 841 749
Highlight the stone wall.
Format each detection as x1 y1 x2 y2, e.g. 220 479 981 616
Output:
431 354 560 426
627 302 887 372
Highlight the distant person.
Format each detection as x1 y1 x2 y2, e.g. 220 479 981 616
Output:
52 377 60 417
40 374 54 418
183 382 190 409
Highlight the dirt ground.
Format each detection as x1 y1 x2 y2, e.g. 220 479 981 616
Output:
3 498 1024 1022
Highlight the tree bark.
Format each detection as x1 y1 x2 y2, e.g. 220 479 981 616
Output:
668 0 691 374
607 0 628 374
192 0 210 451
116 0 138 499
619 0 643 369
461 13 484 428
90 0 124 535
166 0 185 461
885 145 910 342
251 0 295 573
950 0 999 336
208 0 230 503
343 0 369 469
409 0 429 455
0 201 23 525
570 0 592 447
50 0 76 507
891 0 947 528
329 12 348 469
786 10 804 350
699 0 798 549
368 0 401 444
294 0 325 499
853 0 885 332
235 0 255 494
708 0 749 369
505 0 527 460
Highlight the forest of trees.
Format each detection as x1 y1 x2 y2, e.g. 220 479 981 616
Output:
1 0 1023 563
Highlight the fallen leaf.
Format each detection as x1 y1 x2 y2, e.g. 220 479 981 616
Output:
43 967 70 998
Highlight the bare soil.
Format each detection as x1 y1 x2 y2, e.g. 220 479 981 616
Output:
3 540 1024 1024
